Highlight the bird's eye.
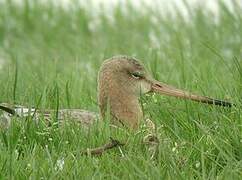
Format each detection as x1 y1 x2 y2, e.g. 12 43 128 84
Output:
131 72 142 79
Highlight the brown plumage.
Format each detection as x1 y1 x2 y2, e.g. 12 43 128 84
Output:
98 55 232 130
0 55 233 130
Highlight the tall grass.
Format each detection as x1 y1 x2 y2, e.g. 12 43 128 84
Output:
0 0 241 179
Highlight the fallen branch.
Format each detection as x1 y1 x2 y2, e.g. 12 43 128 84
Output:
81 137 125 156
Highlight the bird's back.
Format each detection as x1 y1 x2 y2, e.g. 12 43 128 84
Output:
0 103 98 129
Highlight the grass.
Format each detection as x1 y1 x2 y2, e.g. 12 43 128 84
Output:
0 0 241 179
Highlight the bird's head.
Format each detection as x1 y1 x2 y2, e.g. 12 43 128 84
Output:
98 56 232 129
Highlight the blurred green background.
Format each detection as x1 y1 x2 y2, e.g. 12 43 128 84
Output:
0 0 241 179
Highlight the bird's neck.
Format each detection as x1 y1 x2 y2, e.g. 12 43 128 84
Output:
110 91 143 129
99 81 143 129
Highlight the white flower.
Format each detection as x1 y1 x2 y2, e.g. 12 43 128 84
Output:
172 147 176 152
195 161 200 168
55 158 65 171
26 163 31 170
172 142 178 153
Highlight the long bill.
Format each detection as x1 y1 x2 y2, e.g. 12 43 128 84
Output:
151 81 233 107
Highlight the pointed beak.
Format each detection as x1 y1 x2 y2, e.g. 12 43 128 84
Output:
150 80 233 107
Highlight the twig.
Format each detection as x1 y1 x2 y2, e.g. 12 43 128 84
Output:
81 137 125 156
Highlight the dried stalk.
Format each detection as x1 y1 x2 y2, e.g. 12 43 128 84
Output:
81 137 125 156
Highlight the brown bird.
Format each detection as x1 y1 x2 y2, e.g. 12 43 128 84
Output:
0 55 232 130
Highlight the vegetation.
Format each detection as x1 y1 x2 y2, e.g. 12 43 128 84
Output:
0 0 241 179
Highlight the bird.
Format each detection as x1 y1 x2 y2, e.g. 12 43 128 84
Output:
0 55 233 130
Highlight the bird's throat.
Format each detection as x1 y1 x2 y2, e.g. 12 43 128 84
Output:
108 89 143 129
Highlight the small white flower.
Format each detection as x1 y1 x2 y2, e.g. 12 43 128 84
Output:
55 158 65 171
26 163 31 170
172 147 176 152
195 161 200 168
